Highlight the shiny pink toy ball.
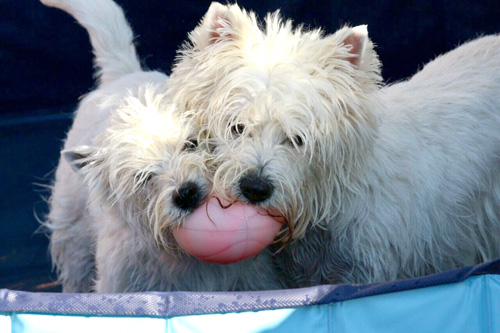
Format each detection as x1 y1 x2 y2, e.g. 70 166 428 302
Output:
173 197 284 264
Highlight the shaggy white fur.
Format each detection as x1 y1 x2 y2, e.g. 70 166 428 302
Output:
41 0 283 292
169 3 500 285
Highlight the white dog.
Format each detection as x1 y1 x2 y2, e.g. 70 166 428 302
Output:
168 3 500 285
41 0 283 292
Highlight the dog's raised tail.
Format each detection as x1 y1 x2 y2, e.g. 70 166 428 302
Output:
40 0 141 85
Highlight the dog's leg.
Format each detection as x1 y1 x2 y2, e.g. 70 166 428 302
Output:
40 0 141 85
92 209 165 293
470 169 500 262
47 162 96 292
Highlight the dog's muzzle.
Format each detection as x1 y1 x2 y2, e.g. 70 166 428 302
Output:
239 172 274 203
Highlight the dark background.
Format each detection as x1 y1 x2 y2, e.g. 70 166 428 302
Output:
1 0 499 291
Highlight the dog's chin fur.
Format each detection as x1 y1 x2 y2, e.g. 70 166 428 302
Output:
42 0 284 293
169 3 500 285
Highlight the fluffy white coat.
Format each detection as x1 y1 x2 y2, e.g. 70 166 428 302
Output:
41 0 283 292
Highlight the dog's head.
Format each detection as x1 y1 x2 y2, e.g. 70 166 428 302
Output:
169 3 382 242
64 83 210 251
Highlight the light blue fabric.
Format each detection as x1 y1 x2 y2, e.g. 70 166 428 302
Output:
10 314 167 333
1 275 499 332
330 275 500 332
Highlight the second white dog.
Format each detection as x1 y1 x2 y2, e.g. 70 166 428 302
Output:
42 0 283 292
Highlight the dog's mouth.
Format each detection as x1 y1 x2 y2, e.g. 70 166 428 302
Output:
172 196 285 264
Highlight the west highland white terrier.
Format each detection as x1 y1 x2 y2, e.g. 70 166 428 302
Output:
168 3 500 285
41 0 283 292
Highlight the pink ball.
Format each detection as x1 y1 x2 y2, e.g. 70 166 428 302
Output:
173 197 284 264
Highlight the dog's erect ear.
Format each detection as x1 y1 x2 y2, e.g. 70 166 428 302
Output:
62 145 98 173
341 25 369 67
189 2 251 50
326 25 381 89
331 25 376 70
205 2 233 43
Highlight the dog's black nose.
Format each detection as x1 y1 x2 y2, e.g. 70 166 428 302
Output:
239 172 274 203
173 182 202 211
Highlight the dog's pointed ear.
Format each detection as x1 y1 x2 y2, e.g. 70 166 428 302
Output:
189 2 249 50
62 145 98 173
332 25 378 71
341 25 369 67
326 25 381 90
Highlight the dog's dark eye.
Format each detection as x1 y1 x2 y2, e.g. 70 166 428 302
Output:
231 123 245 136
287 134 304 147
183 139 198 151
293 135 304 146
135 171 154 186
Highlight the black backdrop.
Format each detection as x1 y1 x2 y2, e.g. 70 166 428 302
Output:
1 0 499 291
